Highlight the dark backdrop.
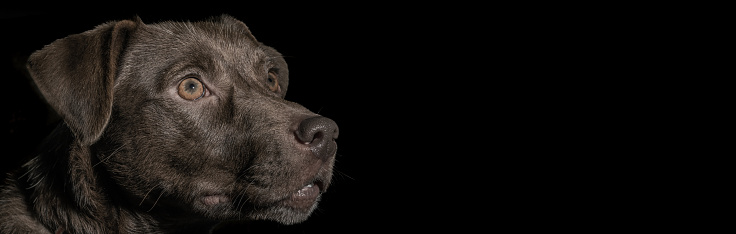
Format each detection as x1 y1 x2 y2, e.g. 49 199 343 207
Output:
0 5 669 233
1 5 486 233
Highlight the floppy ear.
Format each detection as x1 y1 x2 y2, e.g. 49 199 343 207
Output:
27 19 141 145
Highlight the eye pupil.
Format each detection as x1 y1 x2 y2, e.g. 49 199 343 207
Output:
186 82 198 93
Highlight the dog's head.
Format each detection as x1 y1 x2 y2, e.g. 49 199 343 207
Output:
26 15 338 225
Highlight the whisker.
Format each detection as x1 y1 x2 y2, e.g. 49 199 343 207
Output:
18 157 41 179
93 143 126 168
331 156 355 181
235 193 248 215
333 168 355 181
139 184 158 207
269 54 294 59
235 181 255 213
147 189 165 212
26 176 45 190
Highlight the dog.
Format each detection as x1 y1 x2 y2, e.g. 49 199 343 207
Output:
0 15 339 233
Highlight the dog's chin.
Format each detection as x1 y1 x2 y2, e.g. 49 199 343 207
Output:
190 180 325 225
250 181 325 225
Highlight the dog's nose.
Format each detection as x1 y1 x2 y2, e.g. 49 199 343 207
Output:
295 116 339 160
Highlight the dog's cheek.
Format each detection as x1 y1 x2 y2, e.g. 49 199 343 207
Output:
241 132 317 199
136 106 255 203
99 102 210 199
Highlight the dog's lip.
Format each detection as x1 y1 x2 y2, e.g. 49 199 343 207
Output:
282 179 324 209
201 194 230 206
196 182 232 206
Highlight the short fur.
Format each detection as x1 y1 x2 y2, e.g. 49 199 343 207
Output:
0 15 338 233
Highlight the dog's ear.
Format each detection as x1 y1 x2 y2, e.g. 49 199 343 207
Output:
217 14 259 42
216 15 291 95
27 19 141 145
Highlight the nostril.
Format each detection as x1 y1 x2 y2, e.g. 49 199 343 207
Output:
301 132 324 145
331 125 339 140
311 132 324 144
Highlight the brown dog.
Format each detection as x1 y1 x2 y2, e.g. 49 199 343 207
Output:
0 15 338 233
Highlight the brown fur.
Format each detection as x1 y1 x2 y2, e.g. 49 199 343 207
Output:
0 15 338 233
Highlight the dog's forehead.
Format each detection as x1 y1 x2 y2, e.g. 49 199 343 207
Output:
148 18 267 62
124 17 287 90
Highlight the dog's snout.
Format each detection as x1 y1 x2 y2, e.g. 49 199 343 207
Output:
295 116 339 159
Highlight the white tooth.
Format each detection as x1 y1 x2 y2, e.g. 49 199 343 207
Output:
306 184 313 188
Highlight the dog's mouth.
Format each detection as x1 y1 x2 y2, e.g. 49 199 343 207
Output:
199 179 325 210
193 156 334 223
282 179 324 209
202 194 231 206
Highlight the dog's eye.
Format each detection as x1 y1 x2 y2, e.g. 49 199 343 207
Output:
266 72 279 92
178 77 206 100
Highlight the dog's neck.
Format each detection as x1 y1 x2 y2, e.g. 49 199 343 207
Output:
15 124 217 233
16 124 126 232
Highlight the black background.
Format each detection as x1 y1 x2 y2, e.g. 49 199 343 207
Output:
1 5 491 233
0 5 681 232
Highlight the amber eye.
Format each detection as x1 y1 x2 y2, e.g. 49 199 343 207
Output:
178 77 205 100
266 72 279 92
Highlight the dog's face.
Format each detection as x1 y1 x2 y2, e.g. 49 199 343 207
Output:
27 16 338 225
